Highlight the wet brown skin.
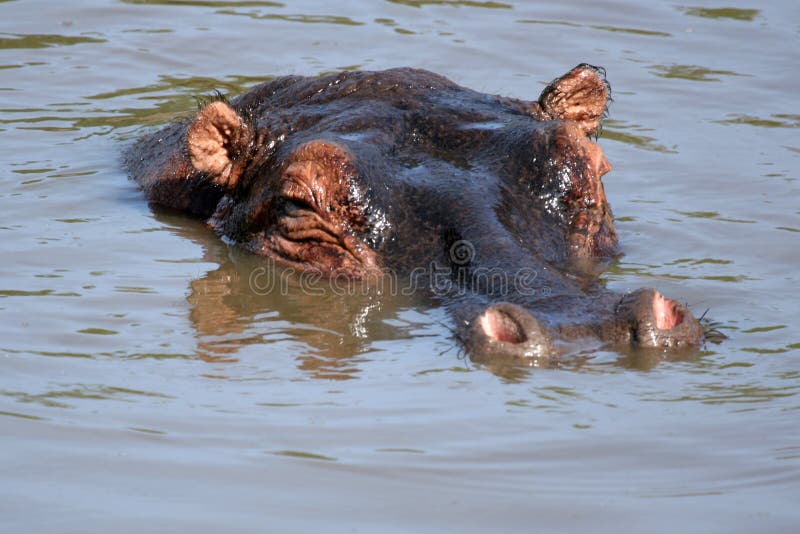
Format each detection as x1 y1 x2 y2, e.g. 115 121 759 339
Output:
126 65 705 366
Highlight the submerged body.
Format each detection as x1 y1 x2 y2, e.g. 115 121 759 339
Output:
126 65 705 364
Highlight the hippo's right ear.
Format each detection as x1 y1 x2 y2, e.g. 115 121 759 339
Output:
187 101 253 189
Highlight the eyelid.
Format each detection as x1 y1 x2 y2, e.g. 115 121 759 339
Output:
279 162 321 210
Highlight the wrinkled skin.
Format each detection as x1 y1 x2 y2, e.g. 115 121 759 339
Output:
126 65 705 366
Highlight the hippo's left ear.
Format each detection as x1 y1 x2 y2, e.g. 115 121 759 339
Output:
187 101 253 189
537 64 610 137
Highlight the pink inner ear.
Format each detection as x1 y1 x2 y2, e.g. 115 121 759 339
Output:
653 292 683 330
480 309 526 344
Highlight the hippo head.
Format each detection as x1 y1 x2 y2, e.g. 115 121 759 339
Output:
127 65 705 367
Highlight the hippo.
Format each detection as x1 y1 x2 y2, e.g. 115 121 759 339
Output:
126 65 706 366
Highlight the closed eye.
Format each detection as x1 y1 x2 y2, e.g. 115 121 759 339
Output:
276 194 340 245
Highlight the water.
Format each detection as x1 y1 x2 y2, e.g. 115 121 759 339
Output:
1 0 799 531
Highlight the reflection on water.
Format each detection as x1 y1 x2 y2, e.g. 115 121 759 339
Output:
387 0 512 9
517 19 672 38
679 7 761 21
607 260 755 284
165 210 426 379
121 0 285 6
600 119 675 153
0 34 106 49
77 327 118 335
2 385 172 409
644 380 799 405
0 409 45 421
649 64 747 82
270 449 337 461
0 289 81 297
87 74 268 101
516 19 580 28
218 11 366 25
590 25 671 38
673 210 756 224
716 113 800 129
0 74 271 134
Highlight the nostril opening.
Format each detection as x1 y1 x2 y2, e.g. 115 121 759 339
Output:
480 309 527 344
653 292 684 330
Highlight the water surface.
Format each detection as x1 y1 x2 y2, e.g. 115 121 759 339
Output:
1 0 799 531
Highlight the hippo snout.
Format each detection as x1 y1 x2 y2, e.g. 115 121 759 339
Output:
467 289 705 365
468 302 556 366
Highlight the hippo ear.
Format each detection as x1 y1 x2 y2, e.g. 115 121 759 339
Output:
187 101 253 189
537 64 610 136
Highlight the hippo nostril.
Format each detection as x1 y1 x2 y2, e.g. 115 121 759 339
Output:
653 292 684 330
469 303 555 364
615 288 704 349
480 308 527 344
